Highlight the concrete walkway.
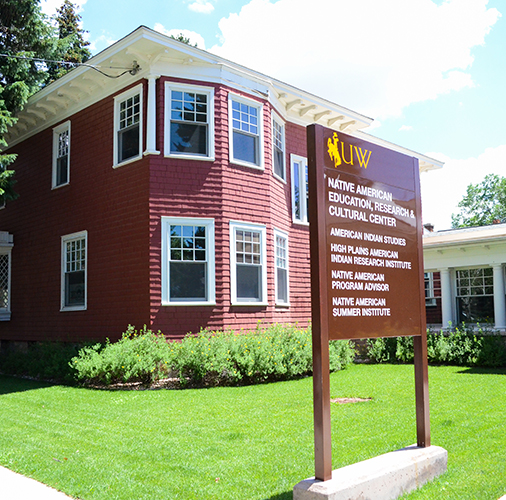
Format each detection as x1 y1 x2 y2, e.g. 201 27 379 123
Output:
0 466 73 499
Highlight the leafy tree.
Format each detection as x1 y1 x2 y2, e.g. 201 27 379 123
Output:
48 0 91 81
451 174 506 228
0 0 57 202
170 33 198 47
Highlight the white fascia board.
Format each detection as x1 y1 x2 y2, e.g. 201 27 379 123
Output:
423 224 506 249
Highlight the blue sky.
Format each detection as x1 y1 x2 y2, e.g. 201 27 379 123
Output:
41 0 506 230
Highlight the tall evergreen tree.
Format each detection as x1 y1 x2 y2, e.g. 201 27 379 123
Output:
48 0 91 81
0 0 56 202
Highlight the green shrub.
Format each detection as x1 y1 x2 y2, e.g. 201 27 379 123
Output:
70 325 175 385
365 325 506 368
71 324 355 387
366 337 397 363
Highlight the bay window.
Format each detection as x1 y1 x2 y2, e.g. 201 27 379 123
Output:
230 221 267 305
165 83 214 159
161 217 215 305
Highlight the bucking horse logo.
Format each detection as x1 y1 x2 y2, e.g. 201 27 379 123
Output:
327 132 342 168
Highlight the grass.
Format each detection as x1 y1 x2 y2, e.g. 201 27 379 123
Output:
0 364 505 499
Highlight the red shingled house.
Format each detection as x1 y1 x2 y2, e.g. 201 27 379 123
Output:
0 27 441 343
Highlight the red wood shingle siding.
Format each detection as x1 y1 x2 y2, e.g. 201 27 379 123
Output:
0 82 151 342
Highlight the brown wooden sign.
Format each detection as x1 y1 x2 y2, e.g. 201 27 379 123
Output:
309 125 425 340
307 124 430 481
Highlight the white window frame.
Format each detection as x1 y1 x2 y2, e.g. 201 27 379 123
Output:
0 240 13 321
164 82 215 161
229 221 267 306
161 217 216 306
424 272 436 307
271 113 286 182
52 120 70 189
291 154 309 225
274 228 290 306
228 93 264 170
113 84 143 168
61 230 87 312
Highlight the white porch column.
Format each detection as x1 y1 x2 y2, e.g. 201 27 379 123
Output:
144 74 160 156
440 268 453 329
493 264 506 329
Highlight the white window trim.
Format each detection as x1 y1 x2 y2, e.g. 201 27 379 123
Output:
424 272 436 307
0 243 13 320
52 120 70 189
228 93 264 170
164 82 215 161
291 154 309 225
229 220 267 306
274 228 290 307
271 113 286 183
161 217 216 306
61 230 87 312
113 83 143 168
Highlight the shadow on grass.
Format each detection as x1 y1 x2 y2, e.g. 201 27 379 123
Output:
0 375 55 395
456 367 506 375
267 491 292 500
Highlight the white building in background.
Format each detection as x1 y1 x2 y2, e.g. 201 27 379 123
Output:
423 223 506 330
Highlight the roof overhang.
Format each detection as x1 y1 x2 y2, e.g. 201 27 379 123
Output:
424 223 506 250
5 26 373 148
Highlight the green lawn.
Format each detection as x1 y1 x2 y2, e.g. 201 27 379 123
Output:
0 364 505 499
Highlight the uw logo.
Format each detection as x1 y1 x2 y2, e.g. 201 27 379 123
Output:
327 132 372 169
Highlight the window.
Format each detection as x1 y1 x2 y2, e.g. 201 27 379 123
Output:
230 221 267 305
52 121 70 188
274 229 289 305
61 231 87 311
424 272 436 306
114 85 143 167
161 217 215 305
0 233 13 321
291 154 308 224
229 94 263 168
456 267 494 323
272 115 286 181
165 83 214 159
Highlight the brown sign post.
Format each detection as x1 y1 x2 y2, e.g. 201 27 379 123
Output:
307 124 430 481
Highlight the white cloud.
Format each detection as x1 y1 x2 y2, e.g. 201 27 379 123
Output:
153 24 207 50
399 125 413 132
420 144 506 230
88 33 117 54
188 0 215 14
40 0 87 17
209 0 500 119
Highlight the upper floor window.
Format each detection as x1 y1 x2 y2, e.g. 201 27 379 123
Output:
53 121 70 188
272 115 286 181
230 221 267 305
161 217 215 306
114 84 143 167
61 231 87 311
229 94 263 169
291 154 308 224
165 83 214 159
